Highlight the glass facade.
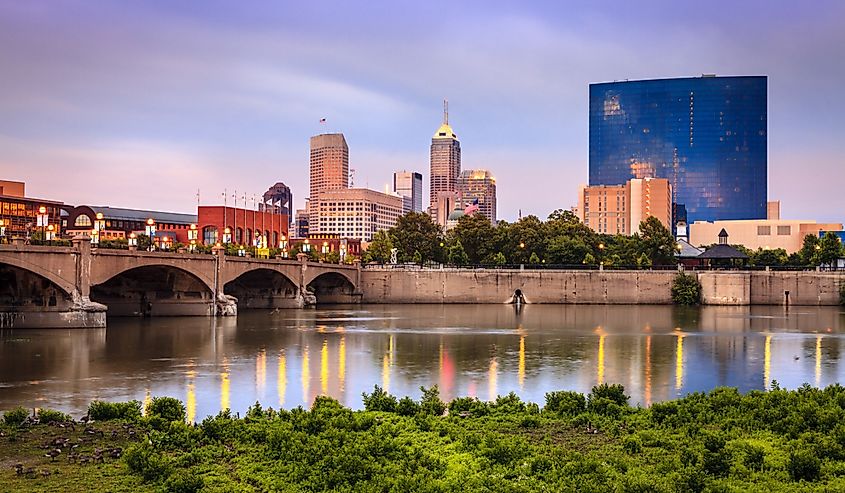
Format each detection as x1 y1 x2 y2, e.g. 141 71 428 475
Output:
589 76 767 222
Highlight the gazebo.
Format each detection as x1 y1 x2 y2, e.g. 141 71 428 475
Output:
697 229 749 268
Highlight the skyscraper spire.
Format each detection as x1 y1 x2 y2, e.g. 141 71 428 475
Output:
443 98 448 125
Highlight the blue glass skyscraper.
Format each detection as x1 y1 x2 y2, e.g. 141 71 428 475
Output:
589 76 767 222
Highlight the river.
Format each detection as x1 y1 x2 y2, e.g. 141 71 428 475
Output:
1 304 843 420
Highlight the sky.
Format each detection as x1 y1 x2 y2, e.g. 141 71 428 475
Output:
1 0 844 222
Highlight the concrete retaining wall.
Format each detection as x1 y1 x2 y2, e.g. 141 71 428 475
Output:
360 268 845 306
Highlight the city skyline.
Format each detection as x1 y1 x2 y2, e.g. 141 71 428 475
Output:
1 1 844 222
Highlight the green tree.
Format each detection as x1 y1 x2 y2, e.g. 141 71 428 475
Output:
639 217 677 265
529 252 540 264
750 247 788 267
505 215 546 263
490 252 507 265
817 232 842 268
583 253 597 265
364 230 393 264
448 240 469 266
636 253 652 269
545 236 590 265
449 213 495 264
546 209 580 224
390 212 443 263
798 234 821 266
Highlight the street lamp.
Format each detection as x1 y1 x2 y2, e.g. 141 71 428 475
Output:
0 219 6 241
188 224 198 252
128 232 138 249
223 227 232 244
279 234 287 250
146 218 156 251
519 241 525 249
90 228 99 246
322 241 329 254
37 206 48 243
46 224 55 244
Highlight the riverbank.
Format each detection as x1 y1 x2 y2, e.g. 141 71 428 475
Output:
360 268 845 305
3 384 845 492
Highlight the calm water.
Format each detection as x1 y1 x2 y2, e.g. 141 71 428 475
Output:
2 304 844 420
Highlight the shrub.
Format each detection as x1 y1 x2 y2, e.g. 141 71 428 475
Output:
448 396 488 416
362 385 398 412
589 383 629 407
544 391 586 416
419 386 446 416
124 443 171 482
742 444 765 472
88 400 142 421
623 436 643 454
146 397 186 422
165 469 204 493
3 407 28 426
787 448 821 482
672 273 702 305
37 408 71 423
396 397 420 416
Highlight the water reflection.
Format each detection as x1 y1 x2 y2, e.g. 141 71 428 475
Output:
1 305 845 419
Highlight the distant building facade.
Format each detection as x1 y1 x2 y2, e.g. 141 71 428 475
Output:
314 188 404 242
0 180 63 239
309 133 349 232
64 205 195 245
294 208 309 239
261 182 293 216
578 177 672 235
393 170 423 213
457 169 497 224
589 75 767 222
429 101 461 220
433 191 460 229
689 219 843 253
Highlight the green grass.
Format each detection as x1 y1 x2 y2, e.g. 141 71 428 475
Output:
4 384 845 492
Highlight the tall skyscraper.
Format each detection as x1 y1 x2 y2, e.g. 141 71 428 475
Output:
577 177 672 235
393 171 423 213
309 133 349 233
429 100 461 219
589 75 767 223
310 133 349 201
457 169 497 224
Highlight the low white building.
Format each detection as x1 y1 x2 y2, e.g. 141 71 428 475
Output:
313 188 404 242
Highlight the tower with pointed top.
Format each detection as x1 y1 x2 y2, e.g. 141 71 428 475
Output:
429 100 461 221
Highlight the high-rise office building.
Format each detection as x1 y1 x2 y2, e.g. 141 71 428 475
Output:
457 169 497 224
310 133 349 199
577 177 672 235
589 75 767 223
314 188 404 242
429 100 461 219
309 133 349 233
260 182 293 216
393 171 423 213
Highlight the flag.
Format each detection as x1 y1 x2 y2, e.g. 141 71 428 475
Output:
319 118 326 124
464 198 480 215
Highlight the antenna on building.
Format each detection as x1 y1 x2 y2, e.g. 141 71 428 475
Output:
443 98 449 125
350 168 356 187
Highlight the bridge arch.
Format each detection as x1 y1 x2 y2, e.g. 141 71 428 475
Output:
306 271 358 304
0 262 75 313
224 268 301 309
0 255 76 296
91 264 213 317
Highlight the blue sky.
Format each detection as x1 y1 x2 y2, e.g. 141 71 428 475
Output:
1 0 844 221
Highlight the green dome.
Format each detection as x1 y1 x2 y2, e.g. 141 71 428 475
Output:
447 208 465 221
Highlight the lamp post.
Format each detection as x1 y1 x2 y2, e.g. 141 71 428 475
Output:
37 206 48 244
128 232 138 251
146 218 156 251
598 242 605 267
0 219 6 242
93 212 105 245
90 228 99 246
223 227 232 244
188 224 198 252
46 224 55 245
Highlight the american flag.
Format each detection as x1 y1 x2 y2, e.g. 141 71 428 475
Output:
319 118 326 124
464 198 480 215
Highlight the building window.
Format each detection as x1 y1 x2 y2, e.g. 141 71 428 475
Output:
203 226 218 244
757 225 771 236
777 226 791 236
75 215 92 227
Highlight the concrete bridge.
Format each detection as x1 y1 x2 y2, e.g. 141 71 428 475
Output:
0 239 361 328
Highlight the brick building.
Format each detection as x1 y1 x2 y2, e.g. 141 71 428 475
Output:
197 205 288 247
0 180 63 240
63 205 196 245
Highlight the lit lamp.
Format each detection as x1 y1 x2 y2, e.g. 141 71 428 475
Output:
281 248 288 259
223 227 232 244
0 218 6 239
145 218 156 251
46 224 55 243
188 224 198 252
37 206 48 243
322 241 329 254
339 247 346 263
90 228 99 246
303 238 311 252
128 232 138 250
519 241 525 249
279 234 287 250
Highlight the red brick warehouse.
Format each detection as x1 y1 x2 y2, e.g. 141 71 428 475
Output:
198 206 288 247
